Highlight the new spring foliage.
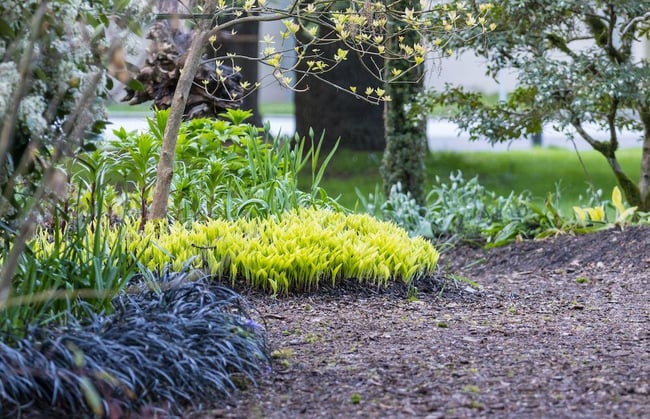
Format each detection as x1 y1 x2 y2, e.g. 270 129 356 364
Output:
142 208 438 294
33 208 439 294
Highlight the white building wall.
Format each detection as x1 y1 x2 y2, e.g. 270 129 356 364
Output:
423 52 518 94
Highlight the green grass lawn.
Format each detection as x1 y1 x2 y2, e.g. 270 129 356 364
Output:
260 102 294 115
106 101 152 114
103 104 641 213
307 147 642 212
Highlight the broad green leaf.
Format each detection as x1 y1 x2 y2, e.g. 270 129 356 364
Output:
0 19 15 39
126 78 145 92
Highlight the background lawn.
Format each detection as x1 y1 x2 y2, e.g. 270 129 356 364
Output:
307 147 642 212
105 102 641 213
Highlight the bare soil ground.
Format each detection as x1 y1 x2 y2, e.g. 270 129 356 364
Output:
204 225 650 418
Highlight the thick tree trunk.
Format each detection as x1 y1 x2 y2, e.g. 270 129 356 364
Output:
380 1 426 204
216 21 262 126
295 32 385 151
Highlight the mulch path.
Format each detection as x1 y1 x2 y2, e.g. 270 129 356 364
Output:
201 225 650 418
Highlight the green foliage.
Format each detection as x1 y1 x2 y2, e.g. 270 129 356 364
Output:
30 208 440 295
358 183 432 238
1 210 139 334
104 129 159 224
359 171 648 247
426 171 537 243
573 186 638 227
0 0 151 226
133 208 439 294
427 1 650 138
422 0 650 209
77 109 341 224
317 148 641 212
361 171 546 244
1 276 270 416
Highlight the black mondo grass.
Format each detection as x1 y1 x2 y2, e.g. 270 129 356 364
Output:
0 275 271 417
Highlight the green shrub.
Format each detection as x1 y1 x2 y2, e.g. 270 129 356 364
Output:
1 207 139 335
426 171 550 245
76 109 341 224
358 183 432 238
362 172 576 246
364 172 650 247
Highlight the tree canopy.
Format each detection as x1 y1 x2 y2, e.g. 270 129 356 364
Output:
424 0 650 210
142 0 495 218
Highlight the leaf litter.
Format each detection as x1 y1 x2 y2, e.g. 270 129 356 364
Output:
203 225 649 418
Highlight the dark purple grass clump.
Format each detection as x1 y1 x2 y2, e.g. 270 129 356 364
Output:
0 275 270 417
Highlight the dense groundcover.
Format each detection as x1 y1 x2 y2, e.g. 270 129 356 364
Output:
209 225 649 418
0 275 270 417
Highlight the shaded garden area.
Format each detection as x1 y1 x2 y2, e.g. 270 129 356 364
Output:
217 225 649 418
2 0 650 417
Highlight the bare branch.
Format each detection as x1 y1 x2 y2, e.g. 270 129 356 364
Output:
622 11 650 36
571 119 608 152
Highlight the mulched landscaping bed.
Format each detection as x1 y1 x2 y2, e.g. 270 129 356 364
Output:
203 225 650 418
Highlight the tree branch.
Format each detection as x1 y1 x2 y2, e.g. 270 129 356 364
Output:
571 118 607 152
607 97 619 150
622 11 650 36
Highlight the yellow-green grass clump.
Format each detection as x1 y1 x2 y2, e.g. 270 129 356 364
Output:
35 208 440 294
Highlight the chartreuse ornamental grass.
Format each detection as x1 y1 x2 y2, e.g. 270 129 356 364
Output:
137 208 438 294
32 208 439 295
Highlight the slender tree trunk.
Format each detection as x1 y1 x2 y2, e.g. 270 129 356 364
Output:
150 29 210 220
604 154 641 207
380 0 426 204
147 9 285 222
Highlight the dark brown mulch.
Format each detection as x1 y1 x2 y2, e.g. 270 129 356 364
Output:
200 225 650 418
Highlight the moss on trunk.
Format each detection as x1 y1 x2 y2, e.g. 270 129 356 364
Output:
380 0 426 204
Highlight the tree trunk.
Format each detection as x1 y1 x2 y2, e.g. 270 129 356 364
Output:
216 21 262 126
150 29 210 220
295 30 385 151
380 1 426 204
636 107 650 211
604 154 641 208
